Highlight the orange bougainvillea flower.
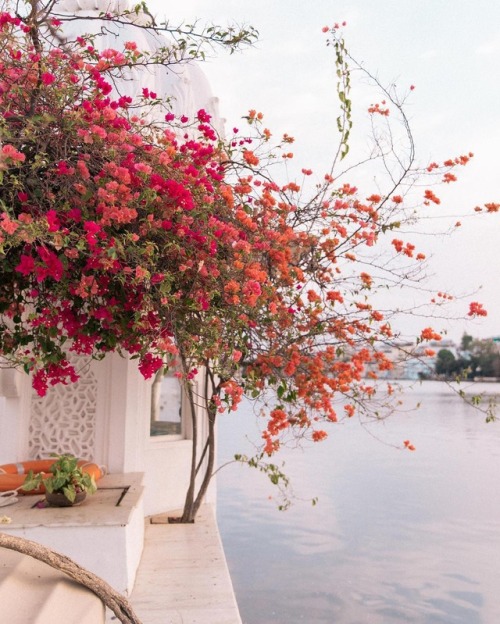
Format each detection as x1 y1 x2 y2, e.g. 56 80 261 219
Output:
442 172 457 183
360 272 372 287
344 404 355 417
368 102 390 116
243 150 259 166
312 430 328 442
485 203 500 213
424 189 441 205
468 302 487 317
420 327 442 341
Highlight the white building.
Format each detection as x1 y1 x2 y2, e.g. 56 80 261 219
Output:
0 0 222 599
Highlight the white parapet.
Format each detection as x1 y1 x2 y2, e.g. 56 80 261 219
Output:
1 473 145 595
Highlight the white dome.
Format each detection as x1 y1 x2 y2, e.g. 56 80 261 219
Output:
55 0 130 14
54 2 223 133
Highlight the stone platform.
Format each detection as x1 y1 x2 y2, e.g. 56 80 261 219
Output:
123 505 242 624
0 473 145 594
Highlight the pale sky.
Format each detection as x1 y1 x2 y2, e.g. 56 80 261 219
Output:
146 0 500 343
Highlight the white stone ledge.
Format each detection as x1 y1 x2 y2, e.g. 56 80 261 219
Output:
2 472 144 528
1 473 145 594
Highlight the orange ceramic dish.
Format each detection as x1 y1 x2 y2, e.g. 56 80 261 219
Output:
0 460 103 494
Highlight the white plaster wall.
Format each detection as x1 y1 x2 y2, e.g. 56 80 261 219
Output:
142 442 217 517
0 396 20 464
143 438 193 516
0 372 32 464
102 354 148 474
4 521 141 594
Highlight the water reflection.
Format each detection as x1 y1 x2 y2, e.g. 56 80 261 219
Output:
217 382 500 623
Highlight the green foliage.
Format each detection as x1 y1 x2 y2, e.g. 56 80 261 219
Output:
22 453 97 503
234 452 291 509
434 335 500 382
333 33 352 160
435 349 457 376
468 339 500 379
460 333 473 352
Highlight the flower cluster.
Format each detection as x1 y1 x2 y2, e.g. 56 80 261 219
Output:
0 6 491 454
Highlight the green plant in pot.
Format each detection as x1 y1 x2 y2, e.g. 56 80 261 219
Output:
23 454 97 506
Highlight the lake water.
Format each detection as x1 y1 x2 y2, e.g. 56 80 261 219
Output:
216 381 500 624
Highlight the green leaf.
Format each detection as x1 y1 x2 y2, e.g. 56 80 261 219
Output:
21 470 42 492
63 485 76 503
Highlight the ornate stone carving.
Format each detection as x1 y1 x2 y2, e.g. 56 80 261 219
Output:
28 356 98 460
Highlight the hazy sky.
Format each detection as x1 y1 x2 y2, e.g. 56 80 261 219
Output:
145 0 500 342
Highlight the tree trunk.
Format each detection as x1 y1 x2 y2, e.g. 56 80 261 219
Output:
180 363 219 523
180 371 198 523
184 405 216 522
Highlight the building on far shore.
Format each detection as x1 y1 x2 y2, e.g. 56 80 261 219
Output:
364 339 458 380
365 336 500 382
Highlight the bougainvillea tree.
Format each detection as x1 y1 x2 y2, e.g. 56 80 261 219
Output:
0 2 495 521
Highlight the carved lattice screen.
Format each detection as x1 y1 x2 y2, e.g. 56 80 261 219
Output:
28 355 98 460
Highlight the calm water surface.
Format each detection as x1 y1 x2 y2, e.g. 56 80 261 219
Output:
216 381 500 624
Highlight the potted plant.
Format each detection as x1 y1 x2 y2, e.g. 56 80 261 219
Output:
22 454 97 506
